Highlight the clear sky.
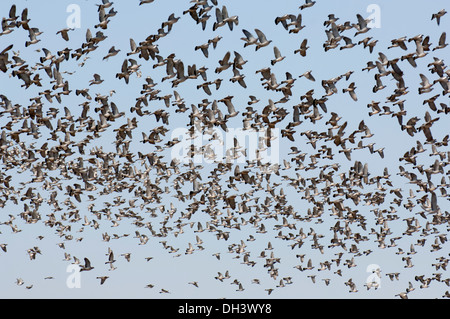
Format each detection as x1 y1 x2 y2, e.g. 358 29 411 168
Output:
0 0 448 299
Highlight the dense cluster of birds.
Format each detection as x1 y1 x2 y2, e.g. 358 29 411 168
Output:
0 0 449 298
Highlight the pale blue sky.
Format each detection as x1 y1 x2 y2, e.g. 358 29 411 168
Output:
0 0 448 299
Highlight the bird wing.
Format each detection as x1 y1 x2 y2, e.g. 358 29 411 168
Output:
215 7 223 23
439 32 446 45
273 46 281 58
419 73 430 86
356 14 367 29
254 29 267 42
242 29 255 41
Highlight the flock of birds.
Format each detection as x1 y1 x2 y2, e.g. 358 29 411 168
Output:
0 0 449 299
